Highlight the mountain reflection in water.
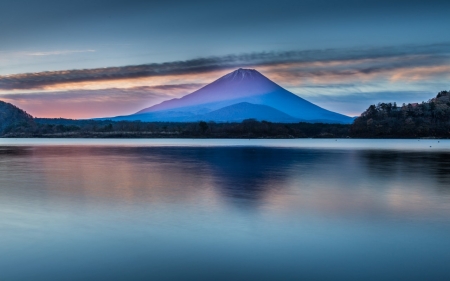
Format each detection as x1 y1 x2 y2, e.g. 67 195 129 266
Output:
1 143 450 281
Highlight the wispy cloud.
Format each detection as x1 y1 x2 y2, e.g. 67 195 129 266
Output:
310 91 435 103
1 43 449 91
0 84 204 118
258 55 450 86
25 50 96 56
305 90 439 117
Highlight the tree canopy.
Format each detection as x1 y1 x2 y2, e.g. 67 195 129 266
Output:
351 91 450 138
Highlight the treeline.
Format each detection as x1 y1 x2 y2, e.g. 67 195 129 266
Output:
2 117 351 138
351 91 450 138
3 90 450 139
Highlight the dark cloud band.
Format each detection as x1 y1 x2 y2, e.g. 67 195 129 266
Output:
0 84 204 101
1 43 449 90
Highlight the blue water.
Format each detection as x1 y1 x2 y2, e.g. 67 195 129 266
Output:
1 139 450 280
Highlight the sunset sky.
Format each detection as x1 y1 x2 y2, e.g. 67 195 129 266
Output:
1 0 449 118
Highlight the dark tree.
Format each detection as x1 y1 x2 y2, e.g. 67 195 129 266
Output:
199 121 208 134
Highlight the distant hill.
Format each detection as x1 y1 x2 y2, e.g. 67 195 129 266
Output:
351 90 450 138
0 100 35 136
192 102 300 123
105 68 353 124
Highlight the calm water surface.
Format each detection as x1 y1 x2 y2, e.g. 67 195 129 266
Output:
1 139 450 280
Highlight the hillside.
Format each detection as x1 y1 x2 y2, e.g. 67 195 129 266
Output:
351 91 450 138
0 101 36 136
192 102 300 123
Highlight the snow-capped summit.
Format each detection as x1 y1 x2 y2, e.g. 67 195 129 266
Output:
221 68 262 81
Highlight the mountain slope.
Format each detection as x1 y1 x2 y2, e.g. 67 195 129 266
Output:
108 68 353 124
0 100 36 135
191 102 299 123
137 69 280 114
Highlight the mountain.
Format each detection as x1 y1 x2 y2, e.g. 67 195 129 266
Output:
106 68 353 124
0 100 36 135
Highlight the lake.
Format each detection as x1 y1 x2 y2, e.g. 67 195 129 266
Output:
1 139 450 281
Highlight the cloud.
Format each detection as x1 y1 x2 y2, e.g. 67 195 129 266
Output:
0 84 203 118
1 43 449 91
306 90 438 117
258 55 450 86
0 84 202 102
25 50 96 56
310 91 435 103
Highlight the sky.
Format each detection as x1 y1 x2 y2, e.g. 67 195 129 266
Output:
0 0 449 118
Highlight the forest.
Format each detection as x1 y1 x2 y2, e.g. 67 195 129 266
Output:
2 90 450 138
351 91 450 138
2 116 351 138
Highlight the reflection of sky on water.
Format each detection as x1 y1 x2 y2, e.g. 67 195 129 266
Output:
1 143 450 280
1 145 450 219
